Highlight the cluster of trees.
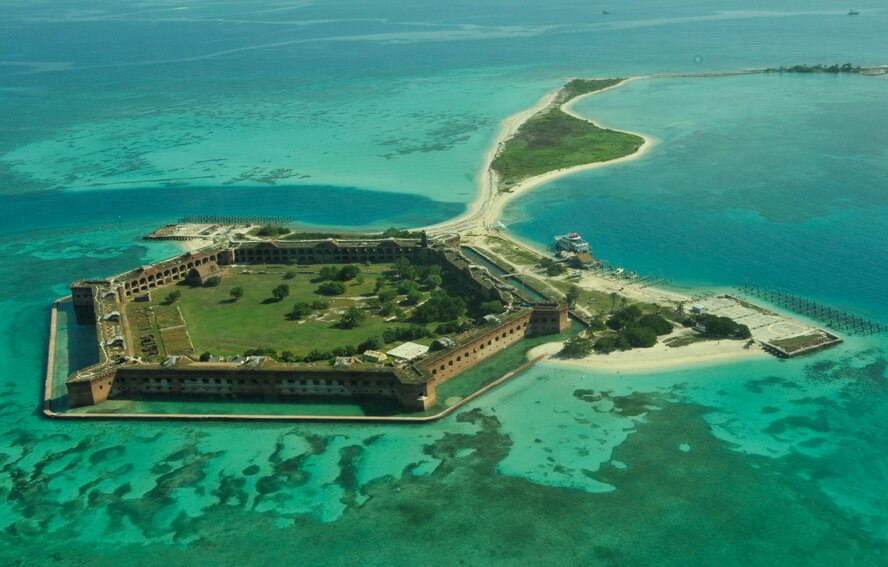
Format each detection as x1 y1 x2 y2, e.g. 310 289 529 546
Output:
539 258 567 277
683 314 752 339
414 290 466 323
381 227 423 238
289 300 328 320
561 334 596 358
317 282 347 296
382 325 431 344
281 344 360 363
561 304 675 357
318 264 361 282
256 225 291 237
393 257 442 284
773 63 859 74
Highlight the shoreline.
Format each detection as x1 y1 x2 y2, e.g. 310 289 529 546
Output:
527 337 768 374
421 76 657 235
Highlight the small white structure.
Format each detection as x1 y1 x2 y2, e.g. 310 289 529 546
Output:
334 356 357 368
386 342 430 361
690 303 706 314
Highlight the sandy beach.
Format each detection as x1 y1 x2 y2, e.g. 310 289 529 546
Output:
422 77 656 236
528 334 767 373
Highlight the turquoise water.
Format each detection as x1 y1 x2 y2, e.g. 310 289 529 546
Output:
1 1 887 565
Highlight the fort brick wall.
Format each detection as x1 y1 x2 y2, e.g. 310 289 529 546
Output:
416 311 533 382
64 233 569 414
70 365 433 412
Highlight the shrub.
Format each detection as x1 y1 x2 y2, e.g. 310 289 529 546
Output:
338 265 361 281
339 306 366 329
199 351 211 362
165 290 182 303
229 286 244 301
638 313 674 336
561 335 595 358
358 336 384 352
284 270 296 280
593 335 621 354
244 348 277 358
435 321 461 335
398 280 420 295
622 327 657 348
317 282 346 295
478 300 504 317
318 266 339 281
546 263 567 277
565 285 581 307
203 276 222 287
331 345 357 357
413 290 466 323
256 225 290 237
272 284 290 301
311 300 330 310
425 274 443 289
607 305 643 330
378 288 398 303
290 302 312 320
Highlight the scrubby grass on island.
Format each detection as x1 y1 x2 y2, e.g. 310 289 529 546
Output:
553 78 624 105
125 264 432 359
491 78 644 190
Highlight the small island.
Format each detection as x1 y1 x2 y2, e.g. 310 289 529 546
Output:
491 78 645 190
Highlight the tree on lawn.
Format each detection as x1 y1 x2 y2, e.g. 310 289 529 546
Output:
565 285 580 308
340 306 366 329
230 286 244 302
290 302 311 320
165 290 182 304
272 284 290 301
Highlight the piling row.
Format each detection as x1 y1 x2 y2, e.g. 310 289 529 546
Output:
177 215 294 225
737 284 884 336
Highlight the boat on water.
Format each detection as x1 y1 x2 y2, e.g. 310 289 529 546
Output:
554 232 591 254
848 9 860 15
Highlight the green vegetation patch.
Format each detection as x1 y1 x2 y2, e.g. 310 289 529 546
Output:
769 334 827 351
554 78 623 105
492 108 643 189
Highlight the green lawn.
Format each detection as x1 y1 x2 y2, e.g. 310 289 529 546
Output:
126 264 423 357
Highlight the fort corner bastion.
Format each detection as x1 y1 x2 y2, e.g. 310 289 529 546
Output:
63 231 569 416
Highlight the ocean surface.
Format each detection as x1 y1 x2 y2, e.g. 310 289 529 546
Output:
1 1 886 565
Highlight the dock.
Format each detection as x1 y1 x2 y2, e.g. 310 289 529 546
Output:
738 284 884 336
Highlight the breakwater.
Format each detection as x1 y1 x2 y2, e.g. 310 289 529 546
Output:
737 284 884 336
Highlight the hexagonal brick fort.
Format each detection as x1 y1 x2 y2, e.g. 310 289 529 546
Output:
67 232 569 413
